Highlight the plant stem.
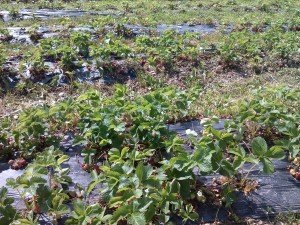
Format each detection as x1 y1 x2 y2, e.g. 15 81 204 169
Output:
243 163 259 181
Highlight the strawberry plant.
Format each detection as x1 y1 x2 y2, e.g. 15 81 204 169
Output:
12 107 60 158
0 119 16 160
0 28 12 42
39 37 80 71
70 32 91 57
228 87 300 157
28 28 43 43
219 27 300 69
21 52 49 82
86 142 199 224
91 34 133 60
0 187 18 224
40 38 64 61
0 45 8 90
136 31 199 73
113 23 135 38
66 199 108 225
7 147 71 223
59 45 78 71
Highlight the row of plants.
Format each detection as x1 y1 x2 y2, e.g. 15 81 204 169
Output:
0 85 299 224
0 85 198 161
22 26 300 72
32 30 199 72
1 25 298 93
219 27 300 70
1 30 200 92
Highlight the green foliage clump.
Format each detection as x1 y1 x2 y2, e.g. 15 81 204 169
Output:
219 27 300 68
1 85 299 224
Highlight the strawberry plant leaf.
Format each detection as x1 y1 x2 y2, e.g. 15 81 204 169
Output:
136 162 145 182
57 155 69 165
251 137 268 157
128 212 146 225
266 146 285 159
110 205 131 224
144 204 156 222
262 158 274 174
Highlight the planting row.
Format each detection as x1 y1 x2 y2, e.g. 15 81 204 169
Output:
1 26 299 93
0 85 299 224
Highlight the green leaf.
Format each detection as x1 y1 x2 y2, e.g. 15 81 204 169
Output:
128 212 146 225
228 146 246 158
138 199 153 213
6 178 17 188
0 187 8 198
233 156 244 169
109 190 135 208
57 155 69 165
262 158 274 174
291 146 300 158
121 147 129 158
219 160 235 176
30 177 47 184
136 162 145 182
222 185 236 207
4 197 14 205
114 123 126 132
144 204 155 221
251 137 268 157
210 128 222 139
73 199 85 216
266 146 285 159
193 146 213 173
179 179 191 200
169 179 180 193
110 205 131 224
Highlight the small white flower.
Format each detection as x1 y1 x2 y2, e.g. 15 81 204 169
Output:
185 129 198 137
196 190 206 203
